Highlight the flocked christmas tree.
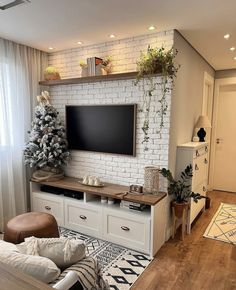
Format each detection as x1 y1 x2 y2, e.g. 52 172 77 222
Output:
24 91 70 172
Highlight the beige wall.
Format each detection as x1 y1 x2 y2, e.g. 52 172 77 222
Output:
215 69 236 79
168 31 215 175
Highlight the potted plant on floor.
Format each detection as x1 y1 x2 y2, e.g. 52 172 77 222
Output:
160 165 204 218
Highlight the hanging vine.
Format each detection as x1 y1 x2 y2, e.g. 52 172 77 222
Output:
135 46 179 150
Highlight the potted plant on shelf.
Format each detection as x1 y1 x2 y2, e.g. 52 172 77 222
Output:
79 60 88 77
135 46 179 150
44 66 61 81
102 56 112 74
160 165 204 218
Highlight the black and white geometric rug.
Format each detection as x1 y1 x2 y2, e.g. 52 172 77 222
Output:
203 203 236 245
60 228 152 290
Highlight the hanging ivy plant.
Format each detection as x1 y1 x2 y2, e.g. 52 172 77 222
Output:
135 46 179 150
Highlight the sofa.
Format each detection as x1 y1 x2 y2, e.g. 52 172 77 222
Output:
0 238 109 290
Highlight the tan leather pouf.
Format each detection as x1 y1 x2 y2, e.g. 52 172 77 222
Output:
4 212 59 244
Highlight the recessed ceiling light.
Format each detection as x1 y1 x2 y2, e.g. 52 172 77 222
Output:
233 56 236 60
109 34 116 38
77 41 83 45
148 25 156 31
230 47 235 51
224 34 230 39
48 47 54 50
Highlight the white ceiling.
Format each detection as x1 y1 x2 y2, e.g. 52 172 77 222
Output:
0 0 236 70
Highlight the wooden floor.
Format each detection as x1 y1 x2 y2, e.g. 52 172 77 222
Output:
132 191 236 290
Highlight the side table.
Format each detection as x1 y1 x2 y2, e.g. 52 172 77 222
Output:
171 201 189 240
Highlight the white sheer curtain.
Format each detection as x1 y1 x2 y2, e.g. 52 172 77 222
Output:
0 38 47 231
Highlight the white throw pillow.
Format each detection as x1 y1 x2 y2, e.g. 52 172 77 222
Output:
17 236 86 269
0 249 60 283
0 239 19 252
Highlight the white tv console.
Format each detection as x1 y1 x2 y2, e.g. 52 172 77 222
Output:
30 177 167 257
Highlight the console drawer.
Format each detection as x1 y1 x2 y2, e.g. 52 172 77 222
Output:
64 199 102 237
103 209 150 253
31 192 64 226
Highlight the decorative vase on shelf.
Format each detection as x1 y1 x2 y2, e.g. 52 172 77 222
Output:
144 166 159 194
95 64 107 76
103 64 112 74
81 66 88 77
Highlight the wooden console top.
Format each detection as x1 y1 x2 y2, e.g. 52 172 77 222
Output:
36 176 166 206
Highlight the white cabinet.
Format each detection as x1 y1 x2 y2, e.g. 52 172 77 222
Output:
176 142 209 233
30 181 167 257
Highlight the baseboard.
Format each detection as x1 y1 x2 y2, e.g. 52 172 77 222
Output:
165 226 172 241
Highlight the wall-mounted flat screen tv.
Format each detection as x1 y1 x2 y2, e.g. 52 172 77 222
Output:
66 104 136 156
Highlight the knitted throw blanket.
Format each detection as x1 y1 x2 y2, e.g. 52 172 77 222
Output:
50 256 110 290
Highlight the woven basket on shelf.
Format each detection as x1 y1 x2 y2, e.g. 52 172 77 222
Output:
144 166 159 194
44 72 61 81
32 166 64 182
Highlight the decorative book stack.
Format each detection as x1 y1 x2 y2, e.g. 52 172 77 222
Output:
87 57 104 76
120 200 147 211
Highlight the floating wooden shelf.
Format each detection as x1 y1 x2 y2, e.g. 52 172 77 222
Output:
39 71 140 86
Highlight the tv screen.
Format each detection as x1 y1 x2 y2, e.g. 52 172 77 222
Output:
66 104 136 156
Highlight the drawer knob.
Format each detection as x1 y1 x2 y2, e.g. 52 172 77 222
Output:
45 206 51 210
205 146 208 152
79 215 87 220
195 164 199 170
121 226 130 231
203 186 206 192
204 158 208 164
196 150 200 157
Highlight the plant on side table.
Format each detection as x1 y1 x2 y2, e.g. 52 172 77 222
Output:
160 165 205 239
135 46 179 150
24 91 70 181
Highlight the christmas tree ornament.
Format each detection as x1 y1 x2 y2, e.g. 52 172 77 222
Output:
24 91 70 181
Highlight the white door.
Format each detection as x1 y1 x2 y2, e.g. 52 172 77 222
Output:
202 72 214 143
213 84 236 192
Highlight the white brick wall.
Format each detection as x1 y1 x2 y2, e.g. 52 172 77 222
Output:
48 30 174 187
